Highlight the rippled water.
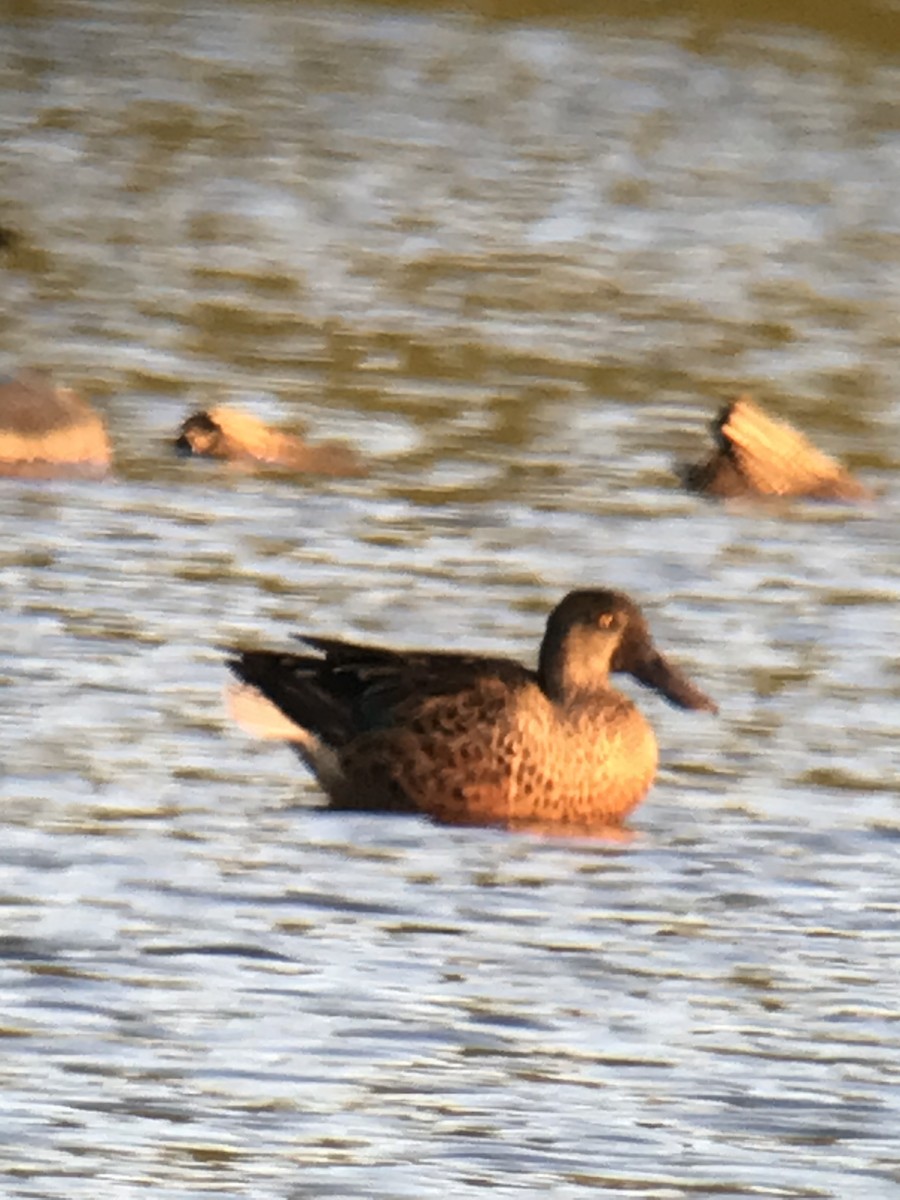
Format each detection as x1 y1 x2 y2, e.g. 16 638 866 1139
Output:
1 1 899 1196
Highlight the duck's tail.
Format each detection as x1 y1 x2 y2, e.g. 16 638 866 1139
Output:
224 681 344 791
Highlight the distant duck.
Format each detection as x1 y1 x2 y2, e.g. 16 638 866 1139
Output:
681 394 871 502
175 406 366 477
225 588 717 833
0 371 111 478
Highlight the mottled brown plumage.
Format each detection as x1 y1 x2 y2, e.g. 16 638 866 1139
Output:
225 589 717 831
174 406 365 477
681 395 870 502
0 371 111 478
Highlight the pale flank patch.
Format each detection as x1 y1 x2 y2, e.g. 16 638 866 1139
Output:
225 683 308 742
224 682 344 789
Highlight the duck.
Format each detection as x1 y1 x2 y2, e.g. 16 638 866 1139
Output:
225 588 717 832
174 406 366 477
680 394 871 502
0 370 111 478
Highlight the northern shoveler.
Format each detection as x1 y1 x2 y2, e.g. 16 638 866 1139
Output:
175 406 366 477
681 394 871 501
0 371 111 478
225 589 716 832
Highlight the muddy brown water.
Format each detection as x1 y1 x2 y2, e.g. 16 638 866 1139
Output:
1 1 899 1196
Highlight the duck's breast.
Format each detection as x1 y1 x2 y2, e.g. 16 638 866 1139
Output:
502 691 659 826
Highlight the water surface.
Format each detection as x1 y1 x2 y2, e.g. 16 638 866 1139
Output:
1 1 899 1196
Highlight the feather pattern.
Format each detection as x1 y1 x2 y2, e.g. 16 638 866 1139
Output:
227 589 716 830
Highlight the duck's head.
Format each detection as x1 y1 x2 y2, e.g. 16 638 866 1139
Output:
539 589 717 713
174 410 223 457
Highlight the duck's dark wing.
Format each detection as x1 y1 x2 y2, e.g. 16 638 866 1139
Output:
228 637 534 748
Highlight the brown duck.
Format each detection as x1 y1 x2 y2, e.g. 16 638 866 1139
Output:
0 370 111 478
226 589 717 831
681 394 871 502
175 406 365 477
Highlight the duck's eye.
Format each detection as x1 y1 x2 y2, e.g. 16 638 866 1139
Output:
598 612 615 629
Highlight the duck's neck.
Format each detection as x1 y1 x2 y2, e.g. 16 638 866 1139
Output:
538 627 617 706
